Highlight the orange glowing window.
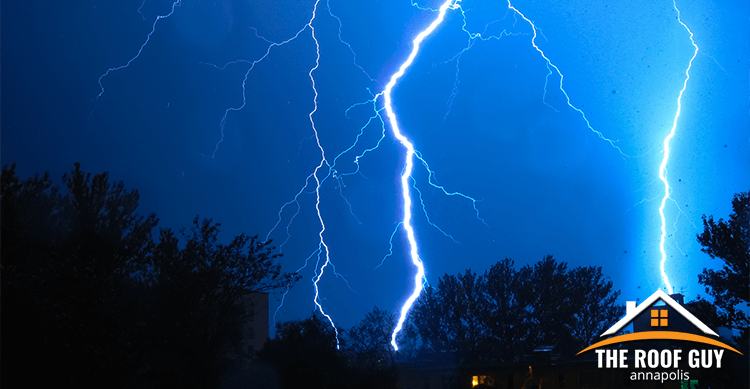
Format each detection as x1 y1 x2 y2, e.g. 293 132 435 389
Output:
472 375 493 387
651 309 668 327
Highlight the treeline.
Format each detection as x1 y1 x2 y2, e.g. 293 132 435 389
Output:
4 163 745 389
0 163 624 388
253 257 625 388
411 256 624 362
260 190 750 389
2 163 297 388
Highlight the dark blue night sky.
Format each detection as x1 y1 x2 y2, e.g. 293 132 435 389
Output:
3 0 748 332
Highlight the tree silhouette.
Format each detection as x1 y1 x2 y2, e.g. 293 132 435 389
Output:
139 218 297 388
346 306 397 368
411 256 623 361
2 163 159 387
517 256 578 350
257 315 352 389
412 269 488 363
697 191 749 350
481 258 527 362
568 265 624 349
2 163 297 388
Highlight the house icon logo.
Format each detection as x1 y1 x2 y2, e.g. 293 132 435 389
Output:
577 289 742 355
577 290 743 384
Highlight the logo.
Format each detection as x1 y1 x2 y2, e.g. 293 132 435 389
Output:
577 290 742 383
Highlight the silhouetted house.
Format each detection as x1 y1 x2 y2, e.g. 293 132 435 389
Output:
222 292 275 389
397 352 462 389
234 291 269 357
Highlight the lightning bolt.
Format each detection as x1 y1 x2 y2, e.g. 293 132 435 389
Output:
442 7 520 119
386 0 459 351
108 0 349 347
96 0 641 353
506 0 626 156
386 0 628 350
658 0 699 295
265 0 487 349
96 1 182 100
294 0 349 349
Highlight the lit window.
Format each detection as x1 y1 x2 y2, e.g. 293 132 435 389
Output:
471 375 493 387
